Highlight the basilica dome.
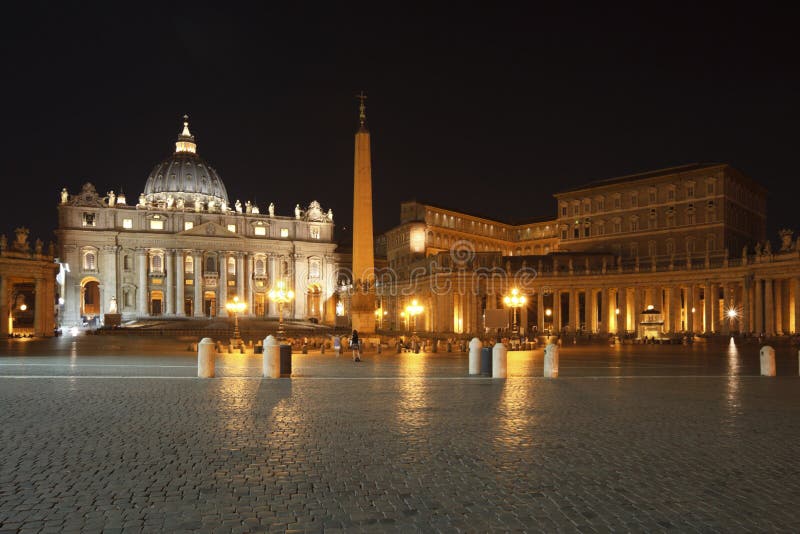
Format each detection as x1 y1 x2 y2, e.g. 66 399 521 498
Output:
142 116 229 208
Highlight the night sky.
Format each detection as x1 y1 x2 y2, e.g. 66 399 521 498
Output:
1 3 797 246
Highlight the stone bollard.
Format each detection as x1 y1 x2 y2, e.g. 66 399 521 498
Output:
377 343 382 354
197 338 215 378
760 345 776 376
544 342 559 378
302 344 308 354
492 342 508 378
263 335 280 378
468 337 482 375
447 342 452 353
320 343 325 354
431 339 438 353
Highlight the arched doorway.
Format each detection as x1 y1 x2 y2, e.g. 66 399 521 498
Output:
81 278 100 320
306 284 322 321
203 291 216 317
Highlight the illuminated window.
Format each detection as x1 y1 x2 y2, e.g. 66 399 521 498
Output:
254 225 266 236
149 219 164 230
184 256 193 274
151 254 163 273
280 228 289 238
227 224 236 233
255 258 265 275
82 213 96 227
83 251 96 271
227 257 236 276
184 221 194 231
122 218 133 229
310 226 320 240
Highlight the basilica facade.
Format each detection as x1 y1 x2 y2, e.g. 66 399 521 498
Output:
56 118 338 327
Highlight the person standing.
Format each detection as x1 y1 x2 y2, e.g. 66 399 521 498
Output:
350 329 362 362
333 334 341 357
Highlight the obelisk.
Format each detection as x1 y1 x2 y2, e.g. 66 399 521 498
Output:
350 92 375 333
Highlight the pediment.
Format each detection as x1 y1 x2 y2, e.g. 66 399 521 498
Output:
179 222 243 238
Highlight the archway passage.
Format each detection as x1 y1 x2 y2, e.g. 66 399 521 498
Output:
82 280 100 317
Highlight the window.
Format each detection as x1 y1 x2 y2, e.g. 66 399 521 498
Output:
122 218 133 229
666 240 675 255
573 226 580 239
123 255 131 271
82 213 96 227
123 290 132 308
649 209 657 229
309 259 321 278
583 201 591 215
630 219 639 232
561 205 567 217
227 257 236 276
707 182 715 194
613 220 621 233
667 189 675 201
255 258 265 275
687 185 695 198
614 196 621 209
630 242 639 257
631 193 638 208
150 219 164 230
184 221 194 231
227 224 237 233
686 238 696 254
151 254 163 273
280 228 289 238
561 228 568 240
184 255 193 274
706 236 715 252
205 256 216 273
254 225 266 236
83 252 96 271
687 212 695 225
596 222 605 236
583 221 590 237
597 199 604 211
649 190 657 203
648 241 657 257
310 226 320 239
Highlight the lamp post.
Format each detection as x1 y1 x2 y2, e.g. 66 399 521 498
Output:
225 295 246 347
268 280 295 339
502 288 527 337
404 299 424 336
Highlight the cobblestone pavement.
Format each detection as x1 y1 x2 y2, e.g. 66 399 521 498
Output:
1 337 800 532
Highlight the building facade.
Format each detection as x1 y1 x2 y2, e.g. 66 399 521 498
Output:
56 118 338 327
1 228 59 336
375 164 798 338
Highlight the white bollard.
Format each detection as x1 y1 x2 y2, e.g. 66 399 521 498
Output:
197 337 215 378
544 342 559 378
263 335 280 378
760 345 776 376
468 337 482 376
492 342 508 378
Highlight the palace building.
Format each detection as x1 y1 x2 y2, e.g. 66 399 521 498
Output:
375 164 799 338
56 117 338 327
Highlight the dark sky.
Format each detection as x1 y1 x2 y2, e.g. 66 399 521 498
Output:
1 3 797 246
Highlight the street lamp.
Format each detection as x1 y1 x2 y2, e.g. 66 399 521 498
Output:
268 280 295 339
225 295 246 347
502 288 526 337
404 299 424 335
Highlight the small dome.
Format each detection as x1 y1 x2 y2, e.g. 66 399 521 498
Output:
142 116 229 207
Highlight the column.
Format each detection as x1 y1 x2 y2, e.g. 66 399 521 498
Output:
774 279 783 335
165 250 174 315
246 254 254 317
599 287 609 334
586 289 594 333
536 289 545 334
137 249 148 316
0 275 8 336
754 278 763 334
671 287 682 333
219 252 228 317
764 278 774 336
632 287 642 336
34 278 45 337
618 287 627 334
792 278 800 334
101 245 118 314
237 253 245 302
571 289 580 333
176 251 185 316
720 283 730 335
193 251 203 317
685 284 695 332
741 277 749 335
553 290 561 333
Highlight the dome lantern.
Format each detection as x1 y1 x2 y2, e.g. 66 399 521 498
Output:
175 114 197 154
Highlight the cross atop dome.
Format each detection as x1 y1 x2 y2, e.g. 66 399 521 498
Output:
175 114 197 154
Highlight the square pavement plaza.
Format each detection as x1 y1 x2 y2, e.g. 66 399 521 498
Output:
1 337 799 533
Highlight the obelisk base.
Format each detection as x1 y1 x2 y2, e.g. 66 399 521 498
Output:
350 292 375 334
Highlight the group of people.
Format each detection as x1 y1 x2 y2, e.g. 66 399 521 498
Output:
332 329 362 362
